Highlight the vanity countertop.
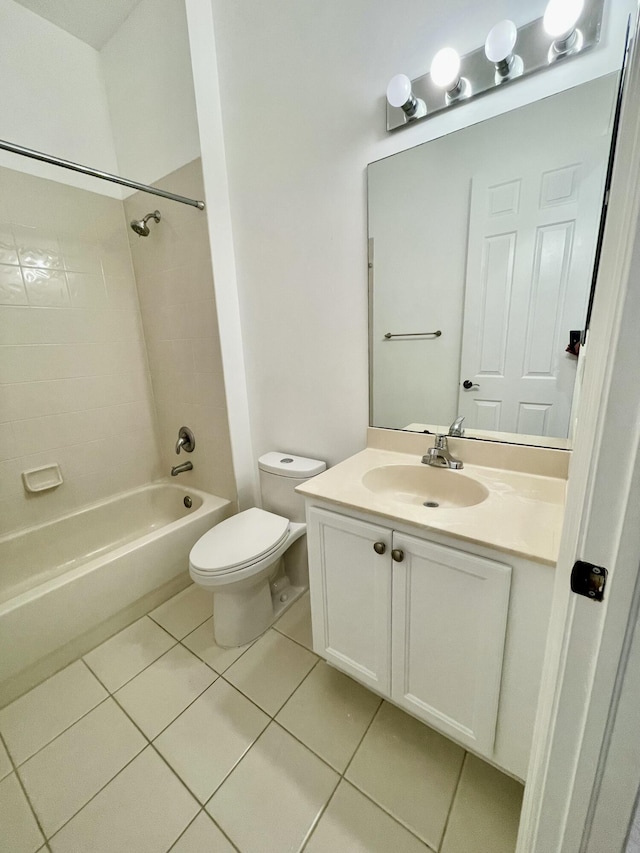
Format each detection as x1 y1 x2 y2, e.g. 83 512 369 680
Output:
296 446 567 566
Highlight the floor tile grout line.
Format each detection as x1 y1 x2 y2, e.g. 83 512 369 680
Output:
149 708 269 812
340 696 384 780
200 716 341 852
69 660 215 841
111 666 219 745
292 695 433 852
437 750 468 853
200 724 270 813
146 741 216 821
337 776 437 852
298 774 342 852
6 594 447 852
271 624 315 655
147 607 212 643
270 654 321 717
218 652 320 723
166 806 243 853
328 697 442 850
199 711 339 819
91 642 278 820
83 660 158 744
0 729 48 849
166 808 205 852
34 663 159 841
82 632 180 695
177 628 258 677
202 664 376 789
1 595 311 849
42 741 148 843
170 806 242 853
0 654 87 715
95 610 458 852
3 692 112 771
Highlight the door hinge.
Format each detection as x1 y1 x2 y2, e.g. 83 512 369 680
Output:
571 560 608 602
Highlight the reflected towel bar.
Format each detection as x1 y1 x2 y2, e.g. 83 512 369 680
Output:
384 330 442 339
0 138 206 210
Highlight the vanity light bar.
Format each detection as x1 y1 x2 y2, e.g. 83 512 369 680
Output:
386 0 604 131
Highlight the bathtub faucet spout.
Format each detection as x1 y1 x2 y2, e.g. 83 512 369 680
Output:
171 461 193 476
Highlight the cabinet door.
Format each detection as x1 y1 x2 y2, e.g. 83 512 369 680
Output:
307 507 392 694
391 532 511 755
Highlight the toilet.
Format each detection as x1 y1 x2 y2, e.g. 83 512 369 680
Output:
189 452 326 647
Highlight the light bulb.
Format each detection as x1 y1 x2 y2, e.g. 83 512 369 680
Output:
430 48 461 90
386 74 412 108
430 47 470 103
485 20 517 63
485 19 523 82
386 74 427 121
543 0 584 39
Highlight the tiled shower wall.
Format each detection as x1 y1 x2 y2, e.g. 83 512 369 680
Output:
0 166 161 535
125 159 236 503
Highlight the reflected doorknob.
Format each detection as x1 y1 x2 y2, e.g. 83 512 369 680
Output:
373 542 386 555
462 380 480 390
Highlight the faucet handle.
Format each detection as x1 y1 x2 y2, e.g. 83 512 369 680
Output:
448 416 465 437
434 434 448 449
175 426 195 455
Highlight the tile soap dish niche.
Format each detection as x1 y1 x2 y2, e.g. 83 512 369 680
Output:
22 463 63 493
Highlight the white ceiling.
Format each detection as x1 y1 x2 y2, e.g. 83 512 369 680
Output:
13 0 144 50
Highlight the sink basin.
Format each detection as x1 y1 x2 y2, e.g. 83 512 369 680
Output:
361 465 489 509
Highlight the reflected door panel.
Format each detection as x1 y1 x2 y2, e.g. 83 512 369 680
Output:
458 150 607 437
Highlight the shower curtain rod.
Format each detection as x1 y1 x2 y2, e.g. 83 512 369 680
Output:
0 139 206 210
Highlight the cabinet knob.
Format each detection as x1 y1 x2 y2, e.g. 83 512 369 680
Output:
373 542 386 555
391 549 404 563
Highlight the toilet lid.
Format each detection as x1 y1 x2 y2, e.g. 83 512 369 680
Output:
190 507 290 574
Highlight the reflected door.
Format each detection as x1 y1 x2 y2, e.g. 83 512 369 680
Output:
458 153 606 438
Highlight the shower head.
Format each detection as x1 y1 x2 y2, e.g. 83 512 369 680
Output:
130 210 161 237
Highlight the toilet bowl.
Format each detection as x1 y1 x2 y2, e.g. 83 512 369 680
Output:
189 452 325 647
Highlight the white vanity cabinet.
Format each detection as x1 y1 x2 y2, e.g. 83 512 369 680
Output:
306 510 393 694
306 503 553 780
390 531 511 756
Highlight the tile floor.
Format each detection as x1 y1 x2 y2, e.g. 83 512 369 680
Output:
0 584 524 853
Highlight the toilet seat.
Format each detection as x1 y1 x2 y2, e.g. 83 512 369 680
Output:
189 507 290 578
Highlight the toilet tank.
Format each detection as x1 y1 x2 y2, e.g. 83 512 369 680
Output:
258 452 326 522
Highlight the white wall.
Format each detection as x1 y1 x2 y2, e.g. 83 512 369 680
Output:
207 0 635 468
0 0 201 199
0 0 119 195
101 0 201 189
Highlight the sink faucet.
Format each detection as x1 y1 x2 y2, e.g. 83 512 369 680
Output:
421 435 463 469
448 416 465 437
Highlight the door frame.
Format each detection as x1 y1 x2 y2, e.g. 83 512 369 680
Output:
518 10 640 851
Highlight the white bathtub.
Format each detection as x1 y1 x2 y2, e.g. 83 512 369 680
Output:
0 482 232 705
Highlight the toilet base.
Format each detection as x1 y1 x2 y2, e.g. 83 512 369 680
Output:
270 576 305 623
212 576 306 648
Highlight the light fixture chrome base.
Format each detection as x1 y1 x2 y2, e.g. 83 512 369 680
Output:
495 54 524 84
445 77 471 105
401 95 427 121
548 29 585 62
386 0 603 131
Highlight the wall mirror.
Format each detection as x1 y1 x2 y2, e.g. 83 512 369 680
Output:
368 73 618 448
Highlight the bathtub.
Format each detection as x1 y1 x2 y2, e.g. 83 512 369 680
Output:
0 482 232 706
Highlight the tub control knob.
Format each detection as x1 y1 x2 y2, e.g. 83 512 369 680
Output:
391 549 405 563
373 542 386 555
176 426 195 454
